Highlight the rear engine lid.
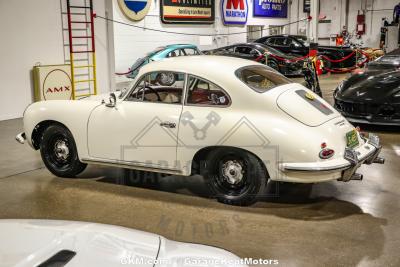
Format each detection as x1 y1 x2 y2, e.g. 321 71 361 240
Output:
277 86 340 127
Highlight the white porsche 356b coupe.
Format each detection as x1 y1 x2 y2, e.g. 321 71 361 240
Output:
17 56 384 206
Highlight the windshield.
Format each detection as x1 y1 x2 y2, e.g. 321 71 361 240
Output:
235 65 292 93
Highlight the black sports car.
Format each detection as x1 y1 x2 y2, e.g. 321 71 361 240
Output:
334 51 400 125
255 35 356 70
204 43 304 76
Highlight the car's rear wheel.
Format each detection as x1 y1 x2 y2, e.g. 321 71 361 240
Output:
202 148 267 206
40 124 86 178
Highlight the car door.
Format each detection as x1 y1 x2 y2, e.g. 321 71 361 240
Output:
87 71 185 170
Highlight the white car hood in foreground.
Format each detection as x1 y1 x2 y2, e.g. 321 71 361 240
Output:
0 220 246 267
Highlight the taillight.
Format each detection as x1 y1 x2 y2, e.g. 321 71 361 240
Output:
319 148 335 159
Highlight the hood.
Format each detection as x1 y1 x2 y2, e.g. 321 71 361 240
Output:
0 220 245 267
337 70 400 103
277 84 340 127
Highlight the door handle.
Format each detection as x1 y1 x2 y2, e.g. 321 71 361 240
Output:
160 122 176 128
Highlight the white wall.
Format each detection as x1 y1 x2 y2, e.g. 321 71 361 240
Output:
111 0 290 73
347 0 397 47
0 0 111 121
289 0 398 47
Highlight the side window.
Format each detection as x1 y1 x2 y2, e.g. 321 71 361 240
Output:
266 38 276 45
186 75 230 106
167 49 180 57
126 71 185 104
235 46 252 54
183 48 198 55
286 38 301 48
274 37 286 46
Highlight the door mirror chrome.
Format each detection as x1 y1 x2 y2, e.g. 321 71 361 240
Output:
105 93 117 108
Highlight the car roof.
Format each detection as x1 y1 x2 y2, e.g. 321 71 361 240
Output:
142 55 255 71
139 55 260 82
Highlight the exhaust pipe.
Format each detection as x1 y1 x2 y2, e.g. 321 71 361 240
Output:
373 157 385 164
350 173 363 181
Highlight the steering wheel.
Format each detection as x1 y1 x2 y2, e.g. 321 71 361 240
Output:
135 85 161 102
209 93 220 105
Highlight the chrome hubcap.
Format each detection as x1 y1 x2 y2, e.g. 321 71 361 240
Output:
54 140 69 160
222 160 244 185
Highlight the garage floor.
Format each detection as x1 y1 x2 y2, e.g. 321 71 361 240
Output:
1 74 400 266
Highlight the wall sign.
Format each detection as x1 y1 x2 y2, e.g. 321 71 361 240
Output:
253 0 288 18
118 0 151 21
33 65 72 102
303 0 310 13
221 0 248 25
160 0 215 24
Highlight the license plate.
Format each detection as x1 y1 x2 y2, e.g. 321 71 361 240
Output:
346 130 359 148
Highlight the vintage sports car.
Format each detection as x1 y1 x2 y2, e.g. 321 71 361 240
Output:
17 56 384 206
204 43 304 76
255 35 357 70
126 44 202 79
334 51 400 125
0 219 246 267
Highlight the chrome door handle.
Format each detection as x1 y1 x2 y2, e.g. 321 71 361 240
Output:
160 122 176 128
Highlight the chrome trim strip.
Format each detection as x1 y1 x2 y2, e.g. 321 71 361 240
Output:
81 158 183 175
282 163 351 172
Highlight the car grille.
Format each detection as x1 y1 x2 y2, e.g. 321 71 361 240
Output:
335 100 377 116
335 100 400 118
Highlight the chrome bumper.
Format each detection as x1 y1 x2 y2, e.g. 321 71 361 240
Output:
15 132 26 144
280 133 384 181
340 133 384 182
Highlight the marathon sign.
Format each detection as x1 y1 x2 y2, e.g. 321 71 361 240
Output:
253 0 288 18
221 0 248 25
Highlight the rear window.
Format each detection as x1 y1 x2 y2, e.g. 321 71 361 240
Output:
235 65 292 93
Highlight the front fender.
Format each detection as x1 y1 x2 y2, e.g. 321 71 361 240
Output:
23 100 101 159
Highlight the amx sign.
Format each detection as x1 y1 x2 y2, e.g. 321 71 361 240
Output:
254 0 288 18
221 0 248 25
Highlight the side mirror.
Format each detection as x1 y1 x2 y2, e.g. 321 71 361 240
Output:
106 93 117 108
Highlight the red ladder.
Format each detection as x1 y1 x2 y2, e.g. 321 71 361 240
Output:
64 0 97 99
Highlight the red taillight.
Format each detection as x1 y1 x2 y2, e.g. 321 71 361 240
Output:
319 148 335 159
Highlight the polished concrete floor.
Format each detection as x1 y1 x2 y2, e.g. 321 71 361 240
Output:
1 74 400 266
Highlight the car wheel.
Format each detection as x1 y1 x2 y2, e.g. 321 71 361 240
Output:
40 124 87 178
202 148 267 206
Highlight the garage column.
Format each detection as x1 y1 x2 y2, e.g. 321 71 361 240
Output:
310 0 319 43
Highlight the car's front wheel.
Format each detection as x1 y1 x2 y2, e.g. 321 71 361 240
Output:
202 148 268 206
40 124 87 178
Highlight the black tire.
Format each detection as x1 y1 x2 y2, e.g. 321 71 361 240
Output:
40 124 87 178
202 148 268 206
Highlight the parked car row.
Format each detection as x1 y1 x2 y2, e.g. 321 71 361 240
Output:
254 35 357 70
